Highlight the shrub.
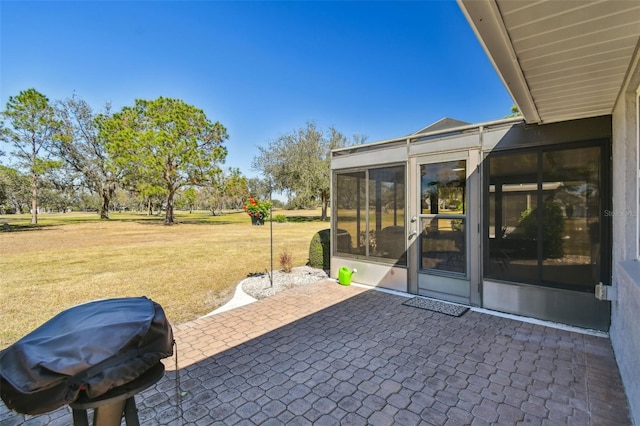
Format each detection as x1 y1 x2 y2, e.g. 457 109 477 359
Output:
274 214 287 223
517 200 564 259
280 251 293 273
309 229 331 270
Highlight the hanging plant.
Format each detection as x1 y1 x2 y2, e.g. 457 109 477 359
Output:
243 196 271 225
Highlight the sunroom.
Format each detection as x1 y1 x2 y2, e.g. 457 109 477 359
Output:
331 115 612 331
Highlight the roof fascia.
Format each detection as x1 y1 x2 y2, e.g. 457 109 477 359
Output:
457 0 541 124
331 116 523 155
614 40 640 111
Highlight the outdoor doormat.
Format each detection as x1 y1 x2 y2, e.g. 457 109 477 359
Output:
402 297 469 317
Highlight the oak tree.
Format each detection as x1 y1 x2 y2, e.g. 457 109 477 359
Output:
0 165 30 214
252 123 361 220
55 95 119 219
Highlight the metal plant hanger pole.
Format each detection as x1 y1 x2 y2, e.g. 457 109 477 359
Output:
269 182 273 287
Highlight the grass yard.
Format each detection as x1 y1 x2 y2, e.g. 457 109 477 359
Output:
0 210 329 348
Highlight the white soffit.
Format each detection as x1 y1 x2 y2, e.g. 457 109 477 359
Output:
458 0 640 124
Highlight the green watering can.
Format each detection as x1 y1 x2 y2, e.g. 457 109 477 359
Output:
338 267 357 286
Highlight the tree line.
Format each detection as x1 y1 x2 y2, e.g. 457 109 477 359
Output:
1 88 364 224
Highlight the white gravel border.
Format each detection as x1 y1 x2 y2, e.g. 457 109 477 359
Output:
242 266 328 299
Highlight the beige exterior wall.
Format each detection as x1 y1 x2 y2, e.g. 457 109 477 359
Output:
610 48 640 425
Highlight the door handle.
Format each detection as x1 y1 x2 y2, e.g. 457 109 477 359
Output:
408 230 417 238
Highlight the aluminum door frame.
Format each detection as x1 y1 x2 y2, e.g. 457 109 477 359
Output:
409 150 482 305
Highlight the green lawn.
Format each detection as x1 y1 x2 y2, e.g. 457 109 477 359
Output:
0 210 329 348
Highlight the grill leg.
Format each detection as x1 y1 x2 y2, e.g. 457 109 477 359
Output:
123 397 140 426
72 408 89 426
93 399 126 426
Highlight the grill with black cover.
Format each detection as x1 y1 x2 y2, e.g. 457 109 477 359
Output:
0 297 173 416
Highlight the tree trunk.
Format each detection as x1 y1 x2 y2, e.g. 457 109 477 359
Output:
147 199 153 216
320 189 329 221
99 185 111 220
12 199 23 214
30 171 37 225
165 191 175 224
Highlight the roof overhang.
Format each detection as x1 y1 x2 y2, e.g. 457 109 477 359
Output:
458 0 640 125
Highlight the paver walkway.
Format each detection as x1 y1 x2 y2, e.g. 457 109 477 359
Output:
0 280 631 425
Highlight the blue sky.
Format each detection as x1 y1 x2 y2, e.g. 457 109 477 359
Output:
1 1 513 178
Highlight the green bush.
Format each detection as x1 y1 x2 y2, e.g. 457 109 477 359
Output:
274 214 287 223
309 228 331 270
517 200 564 259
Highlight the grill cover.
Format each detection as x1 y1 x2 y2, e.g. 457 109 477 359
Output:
0 297 173 415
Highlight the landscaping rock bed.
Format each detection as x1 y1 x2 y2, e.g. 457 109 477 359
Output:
242 266 328 299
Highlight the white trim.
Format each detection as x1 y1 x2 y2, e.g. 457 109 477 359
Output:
469 307 609 338
457 0 541 124
349 281 413 298
351 280 608 337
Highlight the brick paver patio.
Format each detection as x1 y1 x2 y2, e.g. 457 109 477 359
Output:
0 280 631 425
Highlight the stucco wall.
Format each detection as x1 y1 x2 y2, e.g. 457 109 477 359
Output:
611 81 640 425
613 262 640 425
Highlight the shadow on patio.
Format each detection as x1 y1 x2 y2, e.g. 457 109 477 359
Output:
0 281 631 425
